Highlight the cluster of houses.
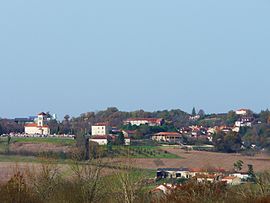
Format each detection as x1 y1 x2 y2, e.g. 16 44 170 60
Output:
12 108 257 146
156 167 250 186
152 167 251 194
151 109 260 144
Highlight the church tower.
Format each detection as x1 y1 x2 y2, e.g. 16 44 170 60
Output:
37 112 46 127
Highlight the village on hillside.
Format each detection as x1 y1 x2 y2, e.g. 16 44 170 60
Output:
0 108 268 190
2 108 265 152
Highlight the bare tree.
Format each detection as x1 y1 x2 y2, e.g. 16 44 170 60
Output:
25 159 61 201
69 157 104 203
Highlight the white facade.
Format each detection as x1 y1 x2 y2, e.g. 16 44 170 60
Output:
235 118 253 127
91 123 111 136
152 132 182 142
230 173 250 180
89 138 108 145
124 138 131 146
25 125 50 135
221 176 241 185
235 109 249 116
124 118 163 126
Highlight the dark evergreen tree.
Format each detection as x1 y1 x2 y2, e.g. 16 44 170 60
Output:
247 164 256 183
115 132 125 145
192 107 196 116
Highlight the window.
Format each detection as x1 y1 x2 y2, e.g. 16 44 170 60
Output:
176 173 181 178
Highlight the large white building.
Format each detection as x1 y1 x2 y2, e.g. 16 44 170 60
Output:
25 112 50 135
124 118 164 126
91 122 111 136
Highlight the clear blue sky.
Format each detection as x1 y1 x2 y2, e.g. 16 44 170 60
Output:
0 1 269 119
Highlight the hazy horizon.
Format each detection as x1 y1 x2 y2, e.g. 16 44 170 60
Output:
1 1 269 119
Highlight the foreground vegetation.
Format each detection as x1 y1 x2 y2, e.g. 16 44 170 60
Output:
1 157 270 203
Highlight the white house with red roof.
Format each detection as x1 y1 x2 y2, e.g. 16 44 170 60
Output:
235 109 250 116
152 132 182 143
24 112 50 135
123 118 164 126
89 135 111 145
221 176 241 185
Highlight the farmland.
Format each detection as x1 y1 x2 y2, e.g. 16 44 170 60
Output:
120 147 270 172
0 137 179 162
0 137 270 181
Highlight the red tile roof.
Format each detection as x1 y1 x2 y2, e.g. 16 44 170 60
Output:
38 112 47 116
25 123 49 128
94 122 110 126
125 118 163 123
222 176 237 180
90 135 112 139
154 132 182 137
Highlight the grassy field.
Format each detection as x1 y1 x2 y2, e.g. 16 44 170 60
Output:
5 137 75 145
104 145 180 159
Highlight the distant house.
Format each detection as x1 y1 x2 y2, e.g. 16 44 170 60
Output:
89 135 111 145
189 115 200 120
157 168 226 180
90 135 130 146
124 137 131 146
122 130 136 138
157 168 191 179
235 109 250 116
152 132 182 143
235 117 254 127
14 117 35 125
24 112 50 136
196 174 221 183
221 176 241 185
123 118 164 126
229 173 250 181
151 184 177 195
221 127 232 133
91 122 111 136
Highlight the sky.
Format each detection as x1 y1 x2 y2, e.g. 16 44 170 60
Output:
0 0 270 119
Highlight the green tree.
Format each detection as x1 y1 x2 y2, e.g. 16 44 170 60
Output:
115 132 125 145
226 110 238 126
259 109 270 123
233 160 244 172
75 133 90 160
198 109 205 117
212 131 242 153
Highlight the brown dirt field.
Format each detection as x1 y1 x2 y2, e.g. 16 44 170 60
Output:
0 162 117 184
116 148 270 172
